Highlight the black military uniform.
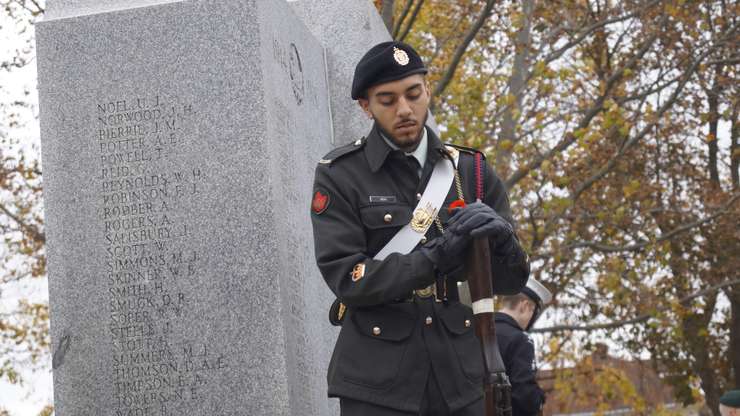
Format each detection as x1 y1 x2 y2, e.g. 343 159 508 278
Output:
310 41 529 415
494 312 545 415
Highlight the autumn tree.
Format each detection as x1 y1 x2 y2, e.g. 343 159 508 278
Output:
1 0 49 414
378 0 739 413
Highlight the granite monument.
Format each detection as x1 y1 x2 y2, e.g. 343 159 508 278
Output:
36 0 390 415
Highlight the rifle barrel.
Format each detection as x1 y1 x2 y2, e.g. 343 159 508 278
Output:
466 238 511 416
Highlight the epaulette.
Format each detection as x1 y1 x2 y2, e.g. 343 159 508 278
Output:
444 142 481 156
317 136 366 166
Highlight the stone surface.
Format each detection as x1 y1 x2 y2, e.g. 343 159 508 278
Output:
288 0 391 144
44 0 181 20
37 0 337 415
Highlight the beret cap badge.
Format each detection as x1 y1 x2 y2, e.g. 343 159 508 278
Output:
393 47 410 66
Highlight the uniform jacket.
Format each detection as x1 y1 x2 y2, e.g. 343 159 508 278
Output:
495 312 545 416
310 124 529 412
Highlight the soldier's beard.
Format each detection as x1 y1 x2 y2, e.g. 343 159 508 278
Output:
376 112 428 153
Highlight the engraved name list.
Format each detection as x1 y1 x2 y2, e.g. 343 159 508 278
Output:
96 95 227 416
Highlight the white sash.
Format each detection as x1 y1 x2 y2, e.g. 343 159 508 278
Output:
374 147 459 261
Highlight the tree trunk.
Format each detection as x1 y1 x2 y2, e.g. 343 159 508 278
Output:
730 288 740 387
682 297 721 416
381 0 395 34
731 102 739 190
706 71 721 187
666 231 722 415
496 0 533 180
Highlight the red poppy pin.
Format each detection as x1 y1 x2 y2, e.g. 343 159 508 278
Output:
312 189 330 214
448 199 466 215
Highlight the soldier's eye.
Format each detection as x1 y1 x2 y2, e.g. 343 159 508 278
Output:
379 99 394 106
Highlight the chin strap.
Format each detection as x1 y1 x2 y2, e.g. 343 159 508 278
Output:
525 302 542 332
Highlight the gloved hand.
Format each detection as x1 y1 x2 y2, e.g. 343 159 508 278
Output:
418 222 470 275
450 202 515 254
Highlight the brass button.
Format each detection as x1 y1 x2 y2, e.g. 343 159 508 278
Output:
372 326 381 336
425 316 433 326
416 193 422 200
464 319 471 328
383 213 393 223
421 236 427 244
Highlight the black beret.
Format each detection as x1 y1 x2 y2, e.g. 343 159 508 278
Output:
721 390 740 408
351 41 428 100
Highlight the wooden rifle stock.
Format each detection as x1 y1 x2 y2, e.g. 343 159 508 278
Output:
466 237 512 416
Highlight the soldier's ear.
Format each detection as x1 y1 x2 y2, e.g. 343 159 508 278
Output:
358 98 373 119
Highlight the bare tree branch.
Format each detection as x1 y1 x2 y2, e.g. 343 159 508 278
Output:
504 17 665 189
731 101 739 189
0 202 45 243
8 0 43 16
392 0 415 39
0 56 31 71
570 22 739 200
705 57 740 66
28 0 44 14
533 278 740 333
430 0 496 103
496 0 534 176
616 73 680 105
425 3 482 68
2 270 35 285
561 192 740 254
540 0 664 65
397 0 425 42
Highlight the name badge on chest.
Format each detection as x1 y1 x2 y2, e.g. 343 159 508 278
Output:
369 195 397 203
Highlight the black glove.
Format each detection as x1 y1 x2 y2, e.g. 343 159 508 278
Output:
450 202 514 253
418 222 470 275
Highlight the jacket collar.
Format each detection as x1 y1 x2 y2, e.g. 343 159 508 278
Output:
494 312 523 330
365 122 447 173
381 127 429 169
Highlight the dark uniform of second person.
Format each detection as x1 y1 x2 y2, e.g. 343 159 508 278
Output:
495 278 552 415
310 41 530 416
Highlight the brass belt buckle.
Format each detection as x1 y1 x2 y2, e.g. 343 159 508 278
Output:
415 284 435 298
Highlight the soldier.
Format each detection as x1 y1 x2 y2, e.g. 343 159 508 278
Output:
494 279 551 416
720 390 740 416
310 41 529 415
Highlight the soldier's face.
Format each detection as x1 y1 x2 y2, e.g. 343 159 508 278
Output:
359 74 430 151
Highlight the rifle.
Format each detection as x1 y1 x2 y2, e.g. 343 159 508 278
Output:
466 236 512 416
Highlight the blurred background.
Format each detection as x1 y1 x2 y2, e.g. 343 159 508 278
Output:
1 0 738 414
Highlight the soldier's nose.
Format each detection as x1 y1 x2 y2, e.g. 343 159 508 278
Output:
397 97 412 117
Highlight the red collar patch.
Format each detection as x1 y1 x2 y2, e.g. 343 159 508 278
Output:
312 189 330 214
